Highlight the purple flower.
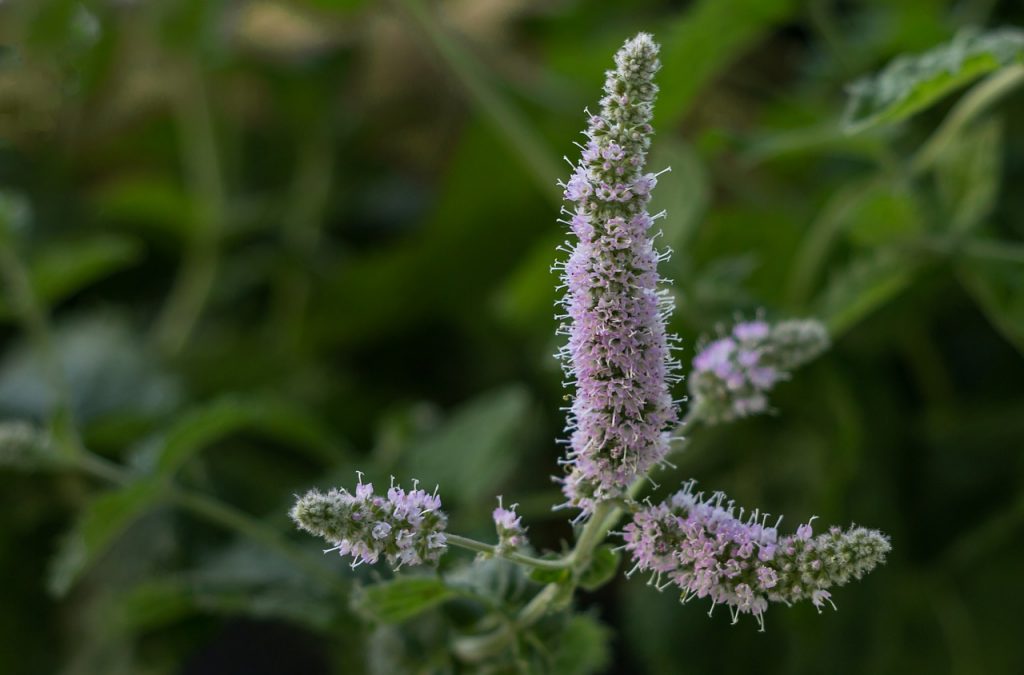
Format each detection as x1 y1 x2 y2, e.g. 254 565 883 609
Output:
290 474 448 569
492 496 529 553
555 33 681 514
690 318 829 424
622 481 891 629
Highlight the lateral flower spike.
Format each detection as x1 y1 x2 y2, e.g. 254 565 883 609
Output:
622 481 891 630
492 496 529 554
290 473 448 569
555 32 682 515
689 318 829 424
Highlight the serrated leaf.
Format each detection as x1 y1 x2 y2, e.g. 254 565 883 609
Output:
816 248 918 337
935 117 1003 234
131 394 340 476
843 27 1024 133
353 576 457 624
405 386 531 506
48 477 166 597
578 545 621 592
0 236 142 320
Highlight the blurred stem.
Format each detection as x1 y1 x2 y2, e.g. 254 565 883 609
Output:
808 0 851 75
70 447 346 593
154 62 227 357
270 111 335 352
0 229 81 455
392 0 562 204
911 63 1024 175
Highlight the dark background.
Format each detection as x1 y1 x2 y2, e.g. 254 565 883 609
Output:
1 0 1023 673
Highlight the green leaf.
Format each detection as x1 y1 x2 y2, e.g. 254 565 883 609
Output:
528 565 572 586
548 614 613 675
48 477 166 597
844 184 923 247
405 386 532 506
0 235 142 320
90 176 200 240
958 259 1024 356
578 544 621 592
816 247 918 337
934 117 1003 234
844 27 1024 133
353 576 457 624
132 394 340 476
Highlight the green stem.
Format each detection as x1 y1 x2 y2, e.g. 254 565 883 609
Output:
911 63 1024 175
154 61 227 356
446 533 572 571
0 231 81 456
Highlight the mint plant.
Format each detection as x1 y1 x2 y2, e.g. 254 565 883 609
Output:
290 33 890 646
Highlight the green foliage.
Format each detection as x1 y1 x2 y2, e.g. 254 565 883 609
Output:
1 1 1023 673
48 477 167 597
844 27 1024 133
353 576 460 624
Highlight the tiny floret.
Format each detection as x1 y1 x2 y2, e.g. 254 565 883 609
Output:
689 318 829 424
290 473 448 569
492 496 529 553
556 32 681 514
622 481 890 629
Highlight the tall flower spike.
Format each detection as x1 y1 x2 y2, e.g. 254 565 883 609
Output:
689 318 829 424
623 481 890 630
555 32 681 514
290 474 448 569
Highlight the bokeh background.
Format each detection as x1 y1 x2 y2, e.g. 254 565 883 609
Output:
2 0 1023 673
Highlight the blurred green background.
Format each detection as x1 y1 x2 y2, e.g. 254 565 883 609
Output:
1 0 1023 673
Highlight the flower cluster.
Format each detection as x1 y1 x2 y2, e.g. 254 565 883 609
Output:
689 318 829 424
492 496 528 554
623 481 890 629
289 474 448 569
555 32 681 514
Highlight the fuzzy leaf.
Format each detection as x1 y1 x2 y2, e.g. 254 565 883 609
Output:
353 576 457 624
817 247 917 337
549 614 613 675
0 420 67 471
843 27 1024 133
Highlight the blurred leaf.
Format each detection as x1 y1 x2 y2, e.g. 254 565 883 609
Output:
548 614 612 675
0 235 141 320
90 177 199 240
844 27 1024 133
0 314 180 423
958 259 1024 355
934 117 1003 234
529 565 571 586
845 184 923 247
406 386 532 506
132 394 340 476
116 540 343 631
816 247 918 337
578 544 621 592
353 576 457 624
658 0 799 125
48 477 166 597
648 137 709 256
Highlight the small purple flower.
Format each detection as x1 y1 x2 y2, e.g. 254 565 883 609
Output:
555 33 681 514
493 496 529 553
290 474 448 569
622 481 891 629
690 318 829 425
